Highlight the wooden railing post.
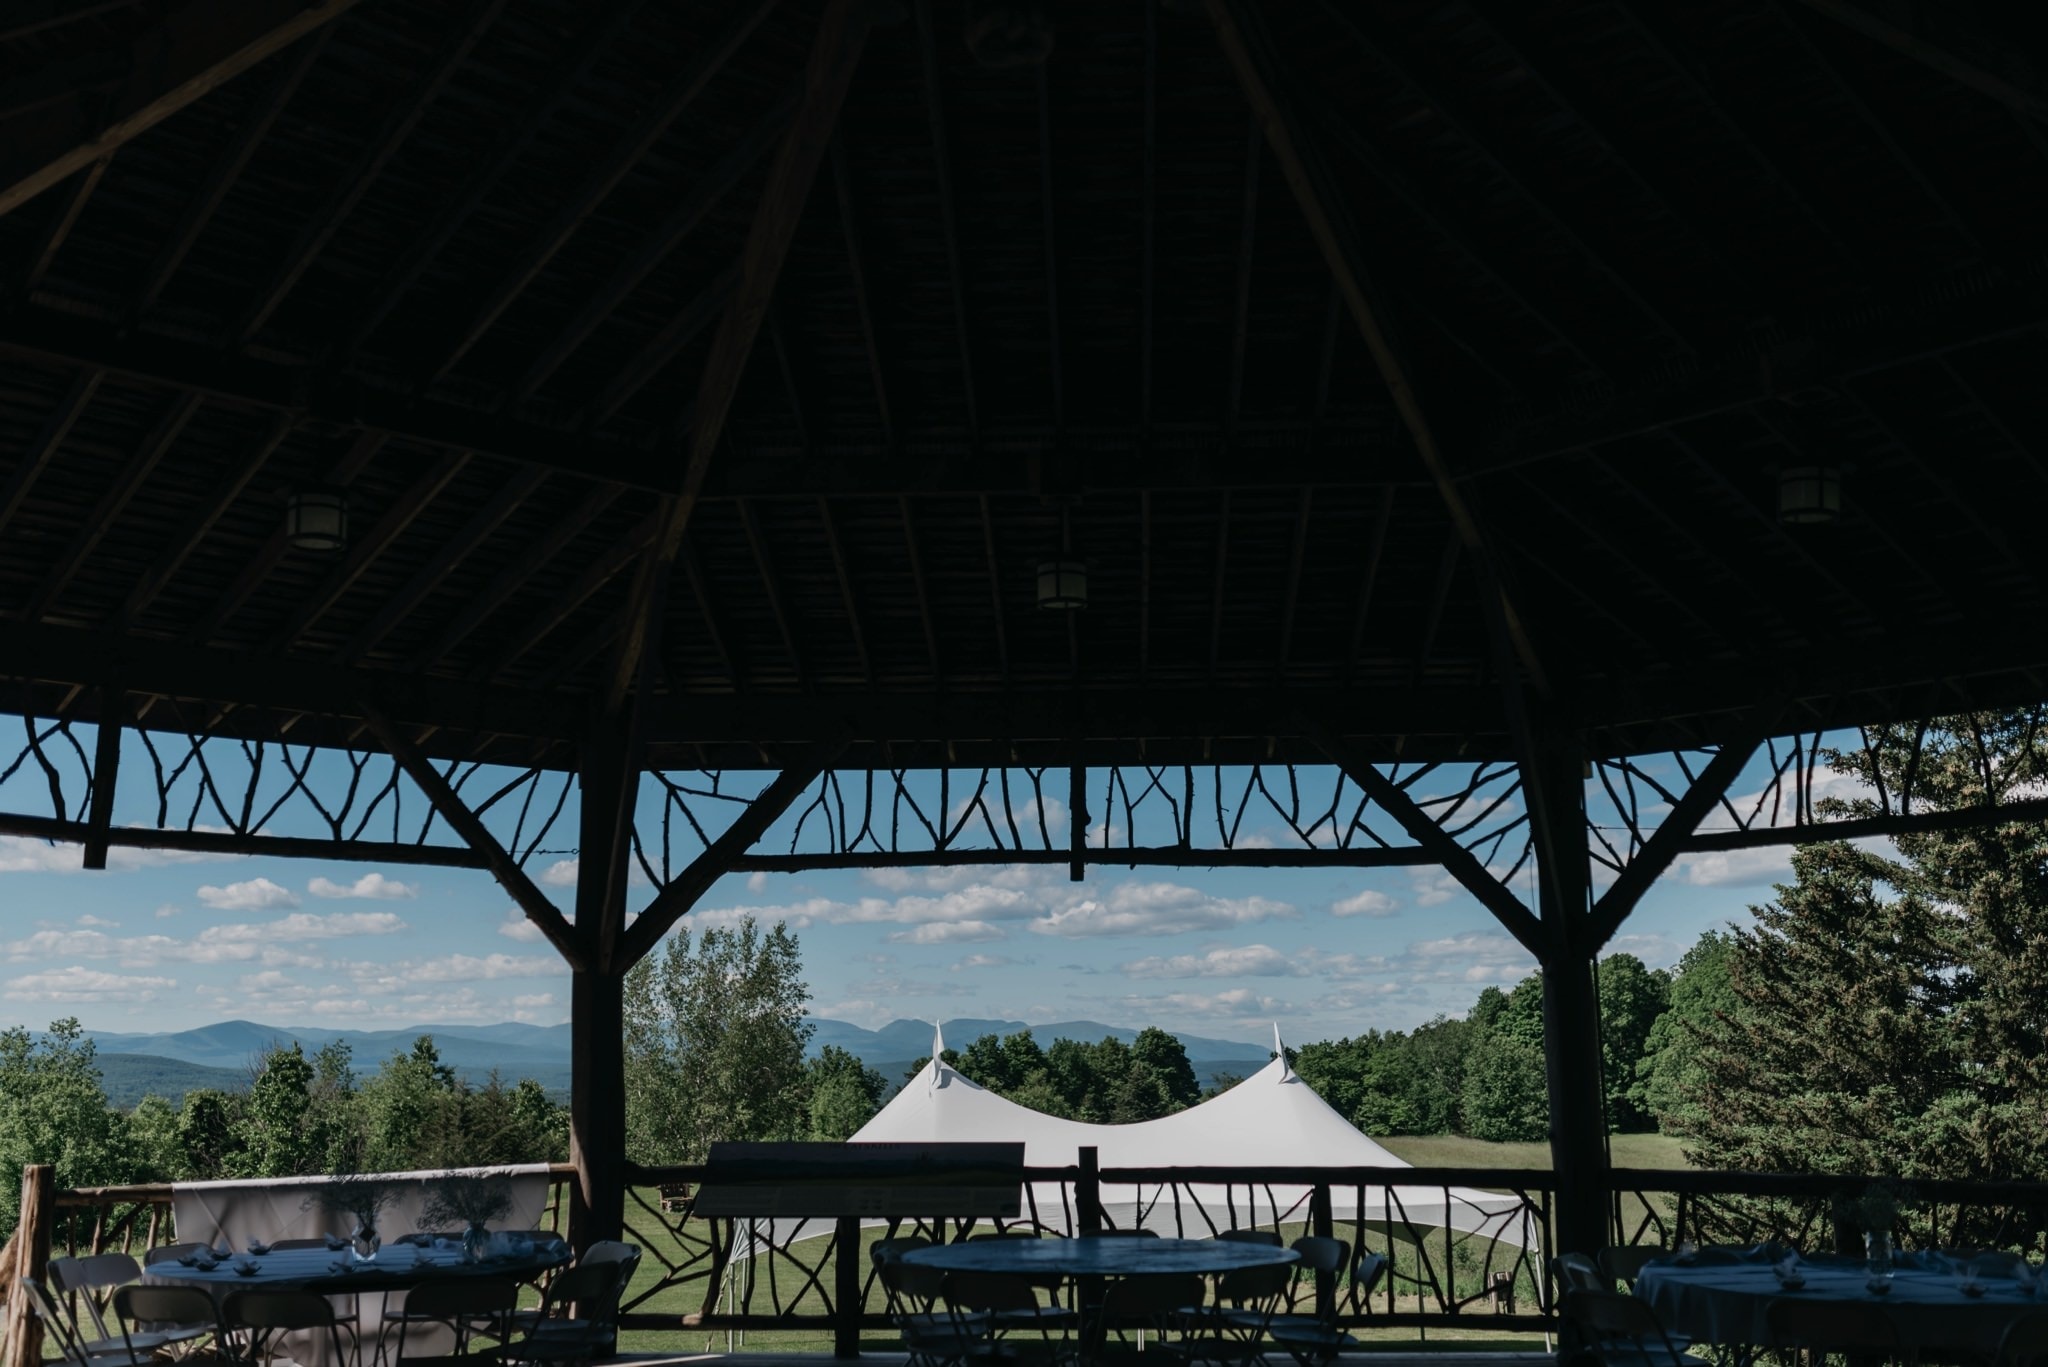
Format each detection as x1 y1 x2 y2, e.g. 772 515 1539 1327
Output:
4 1164 55 1367
1310 1181 1334 1321
833 1214 860 1359
1078 1148 1102 1236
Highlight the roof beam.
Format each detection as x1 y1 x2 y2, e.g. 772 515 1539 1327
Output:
1037 63 1064 431
1140 0 1156 436
478 512 657 680
766 308 811 455
979 494 1007 684
901 496 940 680
1276 488 1311 670
830 137 894 448
680 539 742 686
117 413 293 627
0 369 99 540
20 155 110 292
1207 0 1550 693
605 0 871 708
589 268 737 424
424 0 776 384
1225 118 1260 435
915 0 979 445
1790 0 2048 123
0 0 360 218
1207 490 1232 680
818 499 870 683
1345 486 1396 683
739 500 803 685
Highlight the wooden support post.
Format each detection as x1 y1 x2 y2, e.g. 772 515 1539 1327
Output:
567 965 626 1250
1077 1146 1102 1235
4 1164 54 1367
833 1214 861 1359
1525 740 1610 1257
82 690 121 870
1068 764 1087 883
1309 1182 1335 1321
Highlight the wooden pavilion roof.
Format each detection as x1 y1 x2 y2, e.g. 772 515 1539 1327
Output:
3 0 2046 770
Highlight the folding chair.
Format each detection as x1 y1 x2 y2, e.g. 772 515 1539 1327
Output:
1217 1230 1284 1247
222 1289 355 1367
110 1284 225 1360
1090 1272 1202 1357
1996 1308 2048 1367
391 1278 520 1367
1561 1289 1709 1367
501 1261 626 1366
1554 1252 1610 1294
1180 1260 1291 1367
1262 1237 1359 1365
943 1271 1070 1366
49 1253 166 1356
880 1258 991 1367
23 1277 149 1367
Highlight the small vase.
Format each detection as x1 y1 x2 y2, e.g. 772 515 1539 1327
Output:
352 1220 381 1261
1865 1229 1893 1274
463 1223 489 1263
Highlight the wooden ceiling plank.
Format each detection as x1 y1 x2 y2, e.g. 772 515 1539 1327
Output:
1137 489 1151 682
1038 63 1064 432
21 154 110 293
1277 486 1311 669
1140 0 1156 436
915 0 979 445
426 0 777 386
184 430 386 647
337 466 549 664
1207 489 1232 680
1412 530 1463 679
268 451 473 653
516 93 797 400
604 0 871 708
27 392 204 621
590 267 738 424
1345 485 1396 682
979 494 1007 684
407 485 619 671
237 0 508 343
766 308 811 455
1226 117 1260 435
818 499 870 683
739 499 803 685
830 136 894 447
1790 0 2048 123
1208 0 1549 693
476 513 657 680
901 495 939 680
0 0 360 218
0 368 100 539
681 539 741 685
335 3 647 367
136 30 329 318
118 411 293 626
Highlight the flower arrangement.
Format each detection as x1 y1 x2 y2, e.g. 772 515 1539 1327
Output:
304 1172 400 1228
421 1171 516 1231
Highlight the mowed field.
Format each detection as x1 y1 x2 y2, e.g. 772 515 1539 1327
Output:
617 1133 1692 1357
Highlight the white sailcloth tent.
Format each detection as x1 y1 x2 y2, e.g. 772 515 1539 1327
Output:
846 1027 1535 1250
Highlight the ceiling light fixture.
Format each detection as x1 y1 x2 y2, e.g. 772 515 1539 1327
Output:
1777 466 1842 525
285 488 348 551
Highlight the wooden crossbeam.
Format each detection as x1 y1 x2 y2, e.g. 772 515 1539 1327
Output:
621 730 852 964
1037 63 1064 430
0 369 99 540
979 494 1008 684
1206 0 1550 694
81 689 123 870
818 499 870 683
362 703 584 969
1276 487 1311 669
21 155 109 292
427 0 776 385
681 540 742 685
1587 725 1771 951
0 0 360 218
591 269 739 424
1301 715 1545 960
604 0 871 707
740 500 803 685
478 512 658 680
900 496 940 679
28 392 203 621
766 308 811 453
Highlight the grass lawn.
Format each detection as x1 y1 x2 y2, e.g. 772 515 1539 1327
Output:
617 1133 1690 1356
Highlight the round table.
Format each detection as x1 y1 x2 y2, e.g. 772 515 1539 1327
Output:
147 1239 571 1367
1637 1259 2044 1358
902 1235 1299 1278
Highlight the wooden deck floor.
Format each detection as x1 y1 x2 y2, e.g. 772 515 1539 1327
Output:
611 1354 1556 1367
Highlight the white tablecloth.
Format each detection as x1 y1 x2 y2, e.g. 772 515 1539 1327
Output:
170 1166 552 1251
1638 1260 2044 1355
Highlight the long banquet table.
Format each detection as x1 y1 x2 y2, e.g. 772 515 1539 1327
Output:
1638 1259 2044 1359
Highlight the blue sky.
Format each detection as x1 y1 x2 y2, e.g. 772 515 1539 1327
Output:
0 736 1837 1044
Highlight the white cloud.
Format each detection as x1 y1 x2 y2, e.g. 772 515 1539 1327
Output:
1330 889 1397 918
76 915 118 928
746 871 769 893
497 912 545 943
5 966 176 1002
199 911 406 943
1117 987 1291 1019
0 835 227 873
1119 944 1311 979
888 921 1005 945
952 954 1016 971
154 904 179 918
308 872 417 900
1030 882 1295 938
539 859 578 888
197 877 300 911
1671 846 1794 887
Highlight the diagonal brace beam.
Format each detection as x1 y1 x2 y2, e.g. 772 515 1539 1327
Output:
361 702 585 970
1301 715 1545 959
1586 722 1774 952
622 729 851 965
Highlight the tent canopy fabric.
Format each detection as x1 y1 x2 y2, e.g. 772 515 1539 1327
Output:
848 1039 1533 1247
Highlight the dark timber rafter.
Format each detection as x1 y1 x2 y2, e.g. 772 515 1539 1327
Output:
235 0 508 343
20 154 109 293
831 137 894 447
0 369 99 541
604 0 872 710
1038 64 1064 431
0 0 361 217
915 0 979 446
1790 0 2048 124
1208 0 1549 693
118 413 293 627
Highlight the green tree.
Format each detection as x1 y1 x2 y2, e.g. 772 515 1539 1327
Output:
623 916 813 1162
1595 954 1669 1132
1459 1030 1549 1142
0 1019 131 1232
233 1043 332 1177
1131 1028 1200 1112
176 1089 243 1180
127 1094 185 1182
358 1037 467 1171
1637 930 1738 1131
805 1046 888 1140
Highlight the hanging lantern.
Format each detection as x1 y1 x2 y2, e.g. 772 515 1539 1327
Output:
1036 558 1088 609
1777 466 1842 525
285 488 348 551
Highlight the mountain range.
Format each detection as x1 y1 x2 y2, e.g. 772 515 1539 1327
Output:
79 1017 1271 1108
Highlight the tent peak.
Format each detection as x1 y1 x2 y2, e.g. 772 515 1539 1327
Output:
1272 1022 1291 1079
